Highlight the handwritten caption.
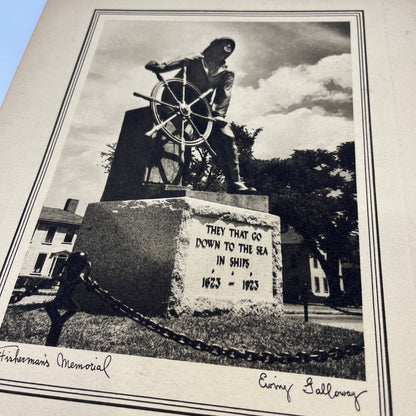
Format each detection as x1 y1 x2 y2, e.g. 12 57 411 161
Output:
0 344 111 378
0 345 367 412
258 372 367 412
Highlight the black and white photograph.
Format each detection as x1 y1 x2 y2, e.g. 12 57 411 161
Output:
0 1 414 415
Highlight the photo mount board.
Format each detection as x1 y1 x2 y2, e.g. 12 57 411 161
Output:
0 1 414 415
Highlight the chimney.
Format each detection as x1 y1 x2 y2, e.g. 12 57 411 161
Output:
64 198 79 213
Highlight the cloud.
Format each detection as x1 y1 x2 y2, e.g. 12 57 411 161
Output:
232 22 351 88
229 53 352 123
226 53 353 160
251 108 353 160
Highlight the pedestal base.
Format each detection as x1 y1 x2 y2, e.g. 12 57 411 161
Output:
73 196 282 316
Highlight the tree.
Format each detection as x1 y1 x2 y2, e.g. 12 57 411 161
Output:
251 143 358 303
100 142 117 174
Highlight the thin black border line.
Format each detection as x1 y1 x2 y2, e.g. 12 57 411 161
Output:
0 8 389 416
94 9 365 15
357 13 382 412
0 384 301 416
355 10 392 415
360 11 393 416
355 9 378 407
357 13 387 416
0 387 302 416
0 375 305 416
355 12 383 413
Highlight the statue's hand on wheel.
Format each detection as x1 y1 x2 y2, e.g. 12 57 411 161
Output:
213 115 228 128
145 61 163 72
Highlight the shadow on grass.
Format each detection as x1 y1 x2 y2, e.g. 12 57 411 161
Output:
0 304 365 380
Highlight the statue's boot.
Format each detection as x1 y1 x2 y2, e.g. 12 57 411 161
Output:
228 181 257 194
222 135 257 195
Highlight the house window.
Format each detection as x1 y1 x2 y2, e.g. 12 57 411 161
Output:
313 258 319 269
32 253 47 274
44 226 57 244
314 276 320 293
63 227 75 243
323 277 329 293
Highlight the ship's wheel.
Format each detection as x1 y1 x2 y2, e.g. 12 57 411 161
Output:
134 68 217 153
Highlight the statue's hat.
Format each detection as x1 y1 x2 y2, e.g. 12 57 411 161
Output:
203 37 236 55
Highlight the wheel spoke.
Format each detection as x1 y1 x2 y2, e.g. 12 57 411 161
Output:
188 117 217 156
190 111 217 122
180 118 186 165
180 117 185 141
188 88 214 108
188 117 202 137
133 92 179 111
163 81 181 105
182 66 187 104
145 113 179 137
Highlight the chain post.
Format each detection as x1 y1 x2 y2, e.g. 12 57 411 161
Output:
44 252 91 347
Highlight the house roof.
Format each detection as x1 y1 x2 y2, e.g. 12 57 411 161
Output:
39 206 83 226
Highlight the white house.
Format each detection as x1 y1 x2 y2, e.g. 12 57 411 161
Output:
17 199 83 286
281 225 344 303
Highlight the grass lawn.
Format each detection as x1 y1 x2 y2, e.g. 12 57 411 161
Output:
0 303 365 380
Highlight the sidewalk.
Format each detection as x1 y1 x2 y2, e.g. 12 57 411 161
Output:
284 303 362 316
13 295 363 315
8 291 55 306
285 303 363 332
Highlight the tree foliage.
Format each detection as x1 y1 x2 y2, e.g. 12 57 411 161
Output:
100 142 117 174
250 142 358 302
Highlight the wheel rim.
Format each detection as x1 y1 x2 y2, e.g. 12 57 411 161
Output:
150 78 213 146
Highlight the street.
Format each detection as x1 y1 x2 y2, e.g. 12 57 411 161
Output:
284 303 363 332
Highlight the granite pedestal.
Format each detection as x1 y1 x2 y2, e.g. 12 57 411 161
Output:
73 196 282 316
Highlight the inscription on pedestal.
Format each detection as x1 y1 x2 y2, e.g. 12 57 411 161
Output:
185 216 274 301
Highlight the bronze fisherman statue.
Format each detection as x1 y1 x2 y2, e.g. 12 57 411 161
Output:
145 38 256 194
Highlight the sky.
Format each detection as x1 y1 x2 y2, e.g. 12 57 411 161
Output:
0 0 47 106
2 14 353 215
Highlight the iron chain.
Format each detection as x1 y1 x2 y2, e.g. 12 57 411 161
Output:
10 252 364 364
79 271 364 365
